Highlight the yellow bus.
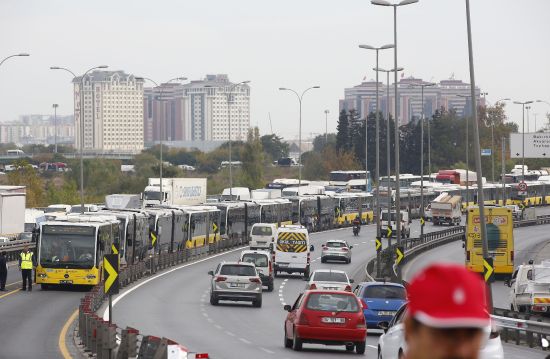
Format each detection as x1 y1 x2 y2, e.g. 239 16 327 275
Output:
465 206 514 278
36 215 119 288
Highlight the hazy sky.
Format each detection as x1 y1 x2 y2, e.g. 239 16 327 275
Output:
0 0 548 140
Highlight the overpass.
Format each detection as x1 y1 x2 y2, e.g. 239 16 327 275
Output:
0 151 136 163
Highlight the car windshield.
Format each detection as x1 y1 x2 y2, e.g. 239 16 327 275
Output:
252 226 272 236
241 253 268 267
364 285 407 300
220 264 256 276
39 226 96 268
143 191 161 201
306 293 359 312
312 271 348 283
326 241 346 248
381 212 397 221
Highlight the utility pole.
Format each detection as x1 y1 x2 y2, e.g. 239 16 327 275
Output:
53 104 59 154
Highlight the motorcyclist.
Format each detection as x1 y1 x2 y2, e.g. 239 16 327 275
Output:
352 215 361 235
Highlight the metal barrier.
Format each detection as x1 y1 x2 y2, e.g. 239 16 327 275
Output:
77 240 242 358
514 214 550 228
0 239 33 261
491 311 550 349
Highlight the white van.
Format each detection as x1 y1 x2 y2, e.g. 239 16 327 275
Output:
249 223 277 250
240 249 274 292
274 225 311 278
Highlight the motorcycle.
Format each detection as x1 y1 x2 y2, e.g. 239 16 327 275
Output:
352 223 360 236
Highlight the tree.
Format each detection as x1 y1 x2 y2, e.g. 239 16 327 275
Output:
261 134 289 162
336 110 350 152
312 133 336 152
240 127 264 189
7 160 45 207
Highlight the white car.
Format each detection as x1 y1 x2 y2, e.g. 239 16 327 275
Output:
305 269 353 292
377 304 504 359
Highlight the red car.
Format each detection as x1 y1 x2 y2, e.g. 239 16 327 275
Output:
283 290 367 354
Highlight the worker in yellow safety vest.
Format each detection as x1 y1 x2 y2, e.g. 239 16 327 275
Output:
19 246 34 292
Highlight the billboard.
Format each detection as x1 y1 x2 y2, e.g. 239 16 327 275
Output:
510 133 550 158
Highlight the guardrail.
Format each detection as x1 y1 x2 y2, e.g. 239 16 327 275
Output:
0 239 33 261
76 237 244 358
491 309 550 350
514 214 550 228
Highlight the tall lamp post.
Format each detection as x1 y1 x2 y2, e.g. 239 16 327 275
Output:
138 76 187 206
0 53 29 68
409 81 434 241
50 65 108 213
513 100 534 180
457 93 475 206
526 105 531 133
227 81 250 198
53 104 59 153
359 44 394 249
279 86 320 190
372 0 419 274
374 66 403 248
324 109 329 145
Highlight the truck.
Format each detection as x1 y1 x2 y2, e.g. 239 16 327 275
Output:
0 192 26 238
435 169 478 185
431 193 462 226
508 260 550 314
380 209 410 238
143 178 207 207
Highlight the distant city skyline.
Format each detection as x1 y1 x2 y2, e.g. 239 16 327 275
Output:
0 0 548 141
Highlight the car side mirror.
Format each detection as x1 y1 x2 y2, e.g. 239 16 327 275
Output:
310 245 314 252
284 305 292 312
349 245 353 249
349 279 354 283
378 321 390 333
208 270 214 276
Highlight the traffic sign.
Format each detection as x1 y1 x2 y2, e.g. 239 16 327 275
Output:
481 148 492 156
395 246 404 265
386 226 392 238
483 257 494 283
111 242 119 255
150 230 158 247
375 237 382 251
518 181 527 192
104 254 119 295
510 133 550 158
212 222 218 233
420 217 425 226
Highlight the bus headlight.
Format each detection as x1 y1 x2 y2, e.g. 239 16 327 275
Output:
38 273 47 278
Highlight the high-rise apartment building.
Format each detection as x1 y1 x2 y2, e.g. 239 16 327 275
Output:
143 74 251 146
74 71 144 152
0 114 74 146
340 75 483 125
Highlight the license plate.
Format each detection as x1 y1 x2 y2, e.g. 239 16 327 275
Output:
278 263 289 267
378 311 396 316
59 280 73 284
323 287 339 290
229 283 245 288
322 317 346 324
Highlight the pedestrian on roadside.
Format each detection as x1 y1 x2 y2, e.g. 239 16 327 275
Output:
404 263 491 359
19 246 34 292
0 251 7 291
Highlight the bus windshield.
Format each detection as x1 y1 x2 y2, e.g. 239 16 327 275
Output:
39 226 96 268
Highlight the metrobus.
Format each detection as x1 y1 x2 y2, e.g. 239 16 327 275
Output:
465 206 514 278
182 206 221 249
287 195 336 231
379 174 421 190
216 201 261 243
254 199 293 226
331 192 373 226
329 171 372 191
36 215 119 288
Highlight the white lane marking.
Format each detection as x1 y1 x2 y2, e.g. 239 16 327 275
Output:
368 345 377 349
260 347 275 354
226 331 236 337
239 338 251 344
103 246 245 321
214 324 223 330
206 318 213 323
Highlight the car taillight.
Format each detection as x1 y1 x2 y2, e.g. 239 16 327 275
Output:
357 313 366 328
345 285 352 292
298 313 309 325
511 250 514 262
250 277 261 283
215 276 227 282
466 250 470 261
489 330 500 339
307 252 310 264
309 283 317 290
360 299 369 309
342 247 349 252
269 261 272 274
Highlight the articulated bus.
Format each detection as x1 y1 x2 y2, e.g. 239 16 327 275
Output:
254 199 293 226
329 171 372 192
465 206 514 278
216 201 260 243
331 193 373 226
36 215 119 288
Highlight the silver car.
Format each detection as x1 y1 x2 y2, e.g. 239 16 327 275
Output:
209 261 263 307
321 240 352 263
305 269 354 292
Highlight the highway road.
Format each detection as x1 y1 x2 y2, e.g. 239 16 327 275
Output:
109 220 547 359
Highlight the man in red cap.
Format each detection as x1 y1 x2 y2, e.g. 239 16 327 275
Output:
404 263 490 359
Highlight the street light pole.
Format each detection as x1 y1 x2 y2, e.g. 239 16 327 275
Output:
50 65 108 214
0 53 30 68
138 77 187 205
53 104 59 154
374 66 403 249
279 86 320 190
409 82 435 241
526 106 531 133
324 109 329 145
513 100 534 180
458 94 474 205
